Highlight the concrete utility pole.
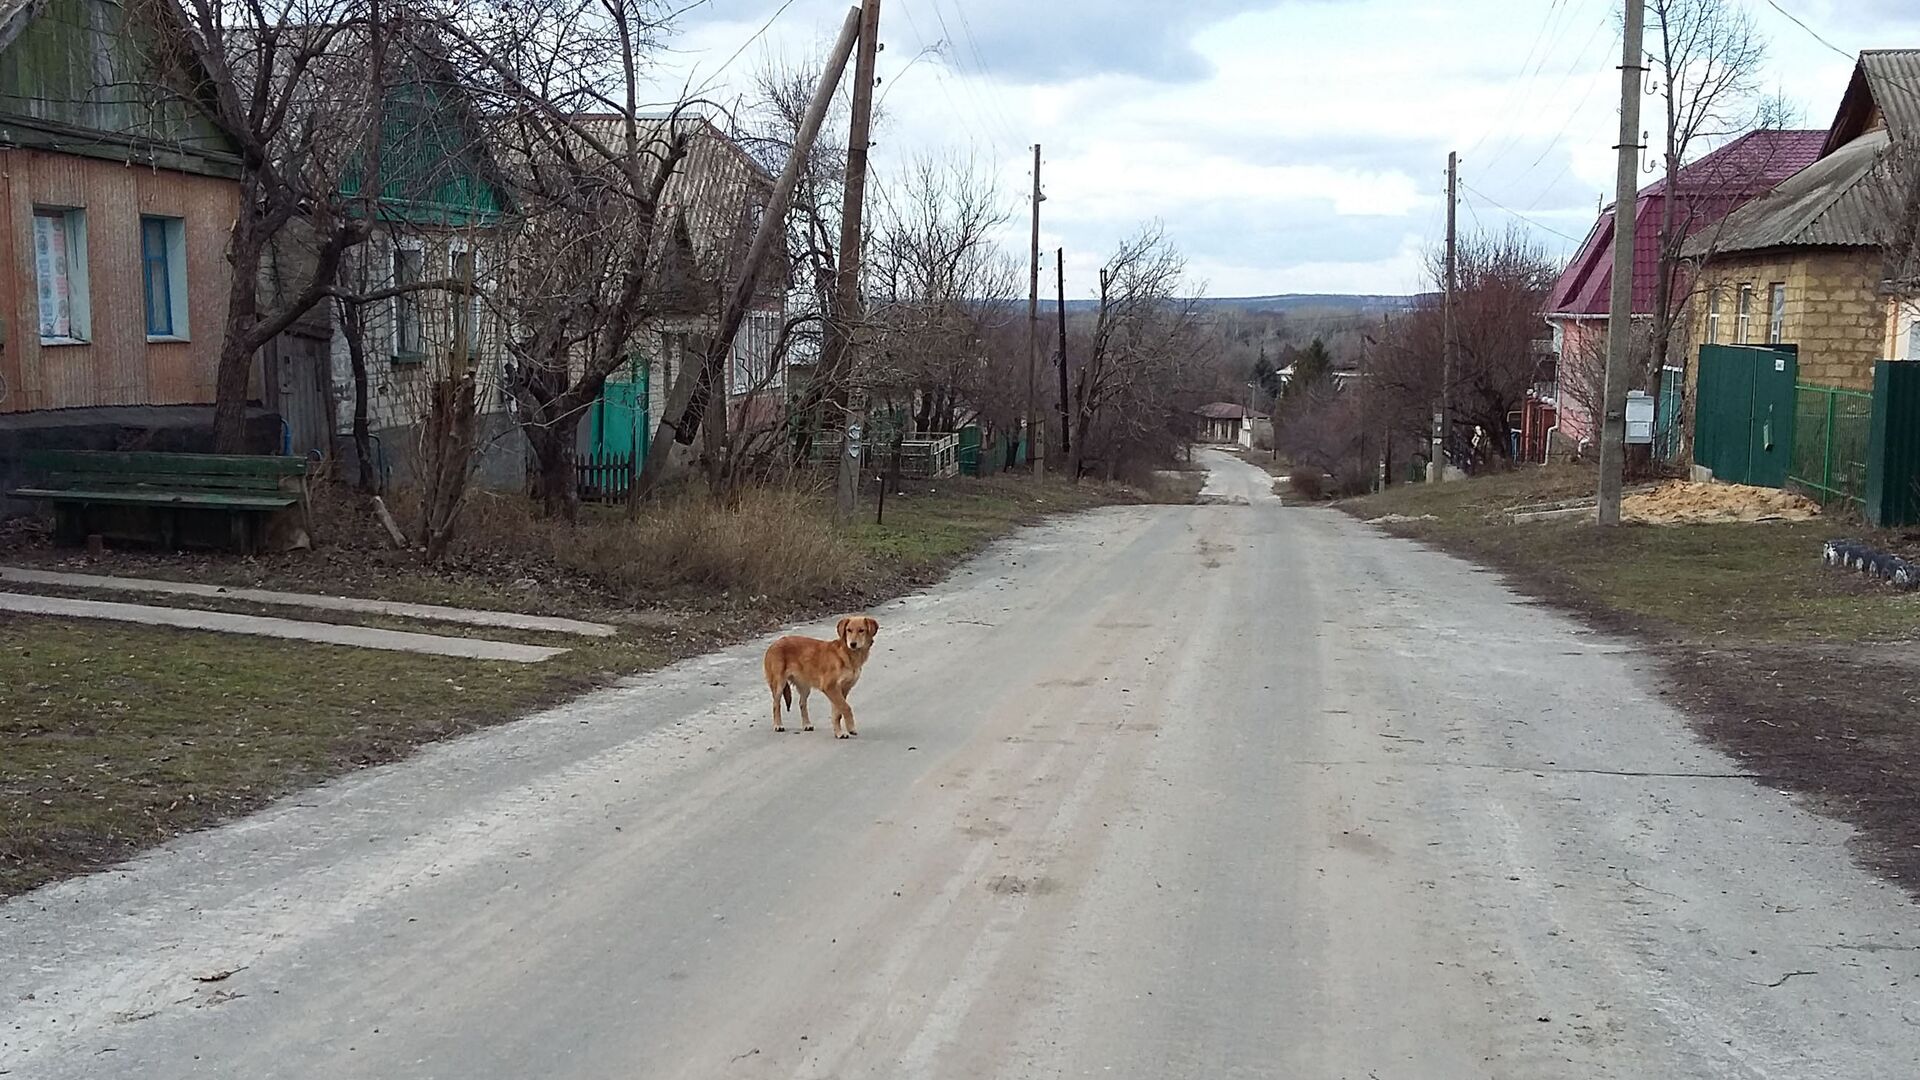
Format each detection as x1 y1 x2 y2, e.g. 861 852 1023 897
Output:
1434 151 1458 483
832 0 881 520
1055 246 1069 464
1597 0 1646 526
1027 143 1044 479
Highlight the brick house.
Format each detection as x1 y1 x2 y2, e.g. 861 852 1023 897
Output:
1684 50 1920 393
1536 129 1823 457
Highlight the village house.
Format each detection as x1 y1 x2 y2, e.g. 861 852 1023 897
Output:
1533 127 1824 459
1194 402 1265 449
0 0 255 506
1685 50 1920 393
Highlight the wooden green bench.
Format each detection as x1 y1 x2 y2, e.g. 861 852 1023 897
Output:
8 450 311 554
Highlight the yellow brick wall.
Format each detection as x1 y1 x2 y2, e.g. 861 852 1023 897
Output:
1690 248 1888 391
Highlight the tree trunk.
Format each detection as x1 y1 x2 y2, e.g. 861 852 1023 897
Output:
336 271 378 492
212 212 265 453
527 412 580 520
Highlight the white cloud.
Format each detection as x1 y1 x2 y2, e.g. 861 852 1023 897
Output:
655 0 1920 297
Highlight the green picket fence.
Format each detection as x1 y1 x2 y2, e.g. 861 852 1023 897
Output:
1788 383 1872 507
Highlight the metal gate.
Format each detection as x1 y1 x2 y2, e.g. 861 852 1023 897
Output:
266 328 334 459
1693 344 1797 488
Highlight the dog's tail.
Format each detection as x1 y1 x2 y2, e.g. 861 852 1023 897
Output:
781 681 792 708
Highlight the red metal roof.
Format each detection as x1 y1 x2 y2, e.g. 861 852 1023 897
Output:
1545 129 1826 318
1196 402 1258 420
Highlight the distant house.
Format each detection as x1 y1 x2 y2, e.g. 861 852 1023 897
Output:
1195 402 1264 448
1536 128 1825 458
1684 50 1920 394
0 0 254 504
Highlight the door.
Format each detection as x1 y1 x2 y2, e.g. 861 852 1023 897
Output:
268 328 333 459
587 357 651 492
1694 344 1796 487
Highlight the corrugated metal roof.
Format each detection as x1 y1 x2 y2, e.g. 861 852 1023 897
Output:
1824 50 1920 155
1684 128 1895 257
1546 129 1826 317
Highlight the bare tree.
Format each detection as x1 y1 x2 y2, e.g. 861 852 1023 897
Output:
1069 225 1207 482
439 0 711 517
132 0 414 452
863 153 1021 442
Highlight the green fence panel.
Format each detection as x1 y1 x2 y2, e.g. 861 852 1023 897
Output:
1789 383 1872 507
1866 361 1920 526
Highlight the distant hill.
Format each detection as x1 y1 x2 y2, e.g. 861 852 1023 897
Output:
1058 293 1418 314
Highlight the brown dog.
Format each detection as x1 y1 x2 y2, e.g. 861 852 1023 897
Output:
762 616 880 738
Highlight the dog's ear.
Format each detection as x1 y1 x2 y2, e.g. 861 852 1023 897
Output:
835 616 853 642
864 617 880 637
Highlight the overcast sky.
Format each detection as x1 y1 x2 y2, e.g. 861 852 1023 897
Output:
653 0 1920 299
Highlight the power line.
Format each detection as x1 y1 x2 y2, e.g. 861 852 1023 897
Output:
1763 0 1854 62
689 0 804 98
1459 179 1587 244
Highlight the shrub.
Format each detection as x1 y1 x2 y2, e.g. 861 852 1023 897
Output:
1288 468 1326 500
1333 461 1374 498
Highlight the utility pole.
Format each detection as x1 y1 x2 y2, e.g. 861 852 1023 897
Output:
832 0 881 520
1434 150 1457 484
1597 0 1645 526
1027 142 1044 480
1055 246 1069 466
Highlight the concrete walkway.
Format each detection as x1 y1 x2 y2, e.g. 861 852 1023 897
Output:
0 566 615 637
0 592 569 663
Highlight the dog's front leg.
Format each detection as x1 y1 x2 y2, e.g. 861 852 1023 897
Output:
824 686 855 739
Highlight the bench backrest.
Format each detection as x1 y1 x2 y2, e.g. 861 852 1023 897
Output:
19 450 308 494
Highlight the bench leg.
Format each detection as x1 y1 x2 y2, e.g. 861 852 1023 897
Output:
53 504 85 546
230 513 254 557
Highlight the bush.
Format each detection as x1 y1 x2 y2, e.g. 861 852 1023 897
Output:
1334 461 1374 498
1288 468 1326 500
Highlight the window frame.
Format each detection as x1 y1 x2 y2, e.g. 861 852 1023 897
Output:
140 215 190 342
1705 286 1721 344
1735 283 1753 344
32 207 91 345
1766 282 1786 345
390 240 426 364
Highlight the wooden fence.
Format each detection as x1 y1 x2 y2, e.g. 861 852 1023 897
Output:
576 451 634 503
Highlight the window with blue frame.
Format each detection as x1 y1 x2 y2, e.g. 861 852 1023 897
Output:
141 216 188 340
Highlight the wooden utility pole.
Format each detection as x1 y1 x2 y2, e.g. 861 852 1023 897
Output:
832 0 882 520
1434 150 1457 484
1027 143 1044 479
636 6 862 499
1597 0 1646 526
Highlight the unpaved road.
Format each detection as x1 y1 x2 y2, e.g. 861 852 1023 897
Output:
4 450 1917 1078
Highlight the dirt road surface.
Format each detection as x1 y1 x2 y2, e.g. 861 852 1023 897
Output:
4 449 1916 1078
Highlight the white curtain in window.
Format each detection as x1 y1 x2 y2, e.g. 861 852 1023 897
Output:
34 214 72 339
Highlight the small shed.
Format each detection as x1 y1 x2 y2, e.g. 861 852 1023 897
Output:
1195 402 1265 448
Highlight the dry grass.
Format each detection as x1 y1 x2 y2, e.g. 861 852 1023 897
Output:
449 485 871 607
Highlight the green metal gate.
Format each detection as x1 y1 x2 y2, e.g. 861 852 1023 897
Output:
1693 344 1797 488
586 357 650 493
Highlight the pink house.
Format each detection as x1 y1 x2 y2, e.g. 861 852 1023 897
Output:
1536 129 1825 456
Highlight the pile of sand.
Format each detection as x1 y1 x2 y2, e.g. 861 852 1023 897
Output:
1622 481 1820 525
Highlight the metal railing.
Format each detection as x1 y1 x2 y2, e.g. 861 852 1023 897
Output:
1789 384 1872 506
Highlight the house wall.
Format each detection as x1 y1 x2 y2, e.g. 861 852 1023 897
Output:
1546 316 1602 448
0 149 237 413
1691 248 1887 391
